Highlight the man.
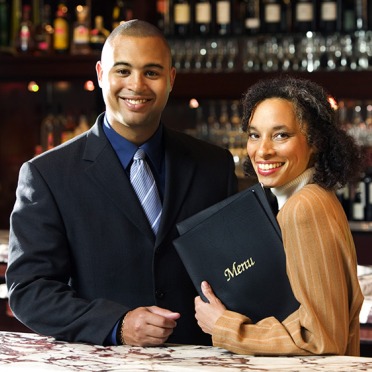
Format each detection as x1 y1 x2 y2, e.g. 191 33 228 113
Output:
6 20 237 346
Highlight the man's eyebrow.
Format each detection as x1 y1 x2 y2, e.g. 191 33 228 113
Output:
112 61 164 70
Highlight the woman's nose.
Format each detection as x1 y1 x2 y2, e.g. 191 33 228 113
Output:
257 139 274 157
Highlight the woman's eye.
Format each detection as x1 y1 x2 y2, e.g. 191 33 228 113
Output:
248 133 259 140
275 132 289 140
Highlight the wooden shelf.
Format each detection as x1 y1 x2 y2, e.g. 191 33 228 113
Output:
0 54 371 100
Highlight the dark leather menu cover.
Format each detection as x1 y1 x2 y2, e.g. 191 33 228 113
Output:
174 183 299 323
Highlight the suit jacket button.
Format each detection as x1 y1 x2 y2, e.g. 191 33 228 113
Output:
155 290 164 299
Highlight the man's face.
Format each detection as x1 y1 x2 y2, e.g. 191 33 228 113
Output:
96 35 176 144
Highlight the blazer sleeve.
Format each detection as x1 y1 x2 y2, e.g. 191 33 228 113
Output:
211 187 363 356
6 161 127 344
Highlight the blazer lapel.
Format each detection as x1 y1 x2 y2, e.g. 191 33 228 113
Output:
83 116 155 240
155 129 196 245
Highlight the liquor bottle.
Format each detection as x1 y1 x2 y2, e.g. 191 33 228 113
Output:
318 0 342 33
112 0 134 30
73 115 90 137
15 4 35 54
215 0 232 36
173 0 192 36
241 0 260 35
261 0 285 34
60 114 76 143
34 4 54 54
90 16 110 52
40 111 60 151
195 0 212 36
71 5 91 55
292 0 316 32
53 2 69 53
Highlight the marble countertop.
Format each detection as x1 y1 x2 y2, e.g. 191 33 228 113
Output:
1 332 372 371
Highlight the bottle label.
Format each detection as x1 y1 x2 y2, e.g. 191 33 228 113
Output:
296 4 313 22
321 3 337 21
54 19 68 49
174 4 190 24
216 1 230 24
196 3 211 23
265 4 280 23
245 18 260 29
352 182 366 220
73 25 89 44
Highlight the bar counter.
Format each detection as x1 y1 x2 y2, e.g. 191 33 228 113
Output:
1 332 372 371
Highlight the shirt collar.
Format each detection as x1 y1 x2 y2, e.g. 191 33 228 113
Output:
103 115 164 172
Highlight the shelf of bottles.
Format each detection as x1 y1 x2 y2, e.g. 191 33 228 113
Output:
0 1 371 71
162 0 372 73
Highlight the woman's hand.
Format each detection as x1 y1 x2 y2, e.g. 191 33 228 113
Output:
194 281 226 335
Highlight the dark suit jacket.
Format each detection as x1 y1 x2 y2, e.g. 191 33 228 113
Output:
6 113 238 345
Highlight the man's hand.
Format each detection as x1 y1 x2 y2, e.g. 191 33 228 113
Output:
195 281 226 335
121 306 180 346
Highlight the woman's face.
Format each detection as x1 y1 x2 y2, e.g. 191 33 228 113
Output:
246 98 314 188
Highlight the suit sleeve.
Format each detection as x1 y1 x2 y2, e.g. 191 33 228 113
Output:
6 161 127 344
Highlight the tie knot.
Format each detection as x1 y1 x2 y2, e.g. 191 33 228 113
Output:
134 148 146 161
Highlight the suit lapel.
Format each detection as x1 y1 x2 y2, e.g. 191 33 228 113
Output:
83 116 155 240
155 129 196 245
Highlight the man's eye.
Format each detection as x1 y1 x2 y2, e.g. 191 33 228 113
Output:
146 71 159 78
117 69 129 75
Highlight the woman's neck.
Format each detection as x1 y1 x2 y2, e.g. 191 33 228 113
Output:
271 168 315 211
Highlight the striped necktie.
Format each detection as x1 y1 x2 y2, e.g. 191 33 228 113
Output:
130 149 162 235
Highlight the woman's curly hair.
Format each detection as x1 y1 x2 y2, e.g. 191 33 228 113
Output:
241 76 364 189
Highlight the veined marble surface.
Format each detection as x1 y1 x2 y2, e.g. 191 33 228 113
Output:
0 332 372 371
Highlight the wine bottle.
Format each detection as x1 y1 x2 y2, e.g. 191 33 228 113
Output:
156 0 167 33
261 0 285 34
241 0 260 35
292 0 316 32
173 0 192 36
355 0 368 30
318 0 342 33
364 169 372 221
215 0 232 36
195 0 212 36
351 180 366 221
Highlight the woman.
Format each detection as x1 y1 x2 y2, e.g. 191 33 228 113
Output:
195 76 364 356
